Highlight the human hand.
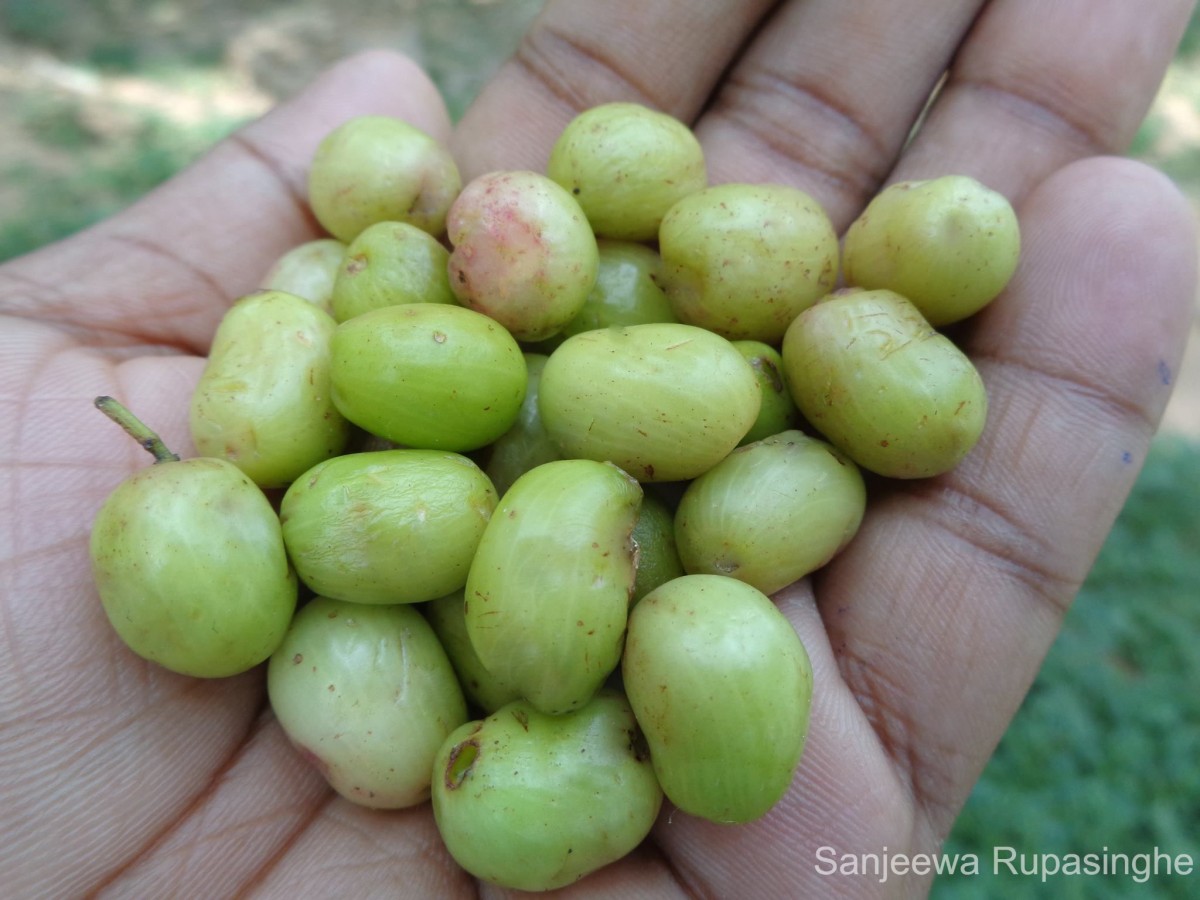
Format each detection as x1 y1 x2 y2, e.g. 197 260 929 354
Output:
2 1 1196 896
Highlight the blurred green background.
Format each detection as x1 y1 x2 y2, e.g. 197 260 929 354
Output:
1 2 1197 896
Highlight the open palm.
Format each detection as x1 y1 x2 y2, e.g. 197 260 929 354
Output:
2 2 1196 897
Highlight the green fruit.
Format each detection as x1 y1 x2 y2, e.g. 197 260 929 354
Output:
329 303 527 452
622 574 813 823
307 115 461 242
268 597 468 808
781 289 988 478
331 220 455 323
447 170 599 342
842 175 1021 326
631 492 684 604
674 431 866 594
422 590 523 714
432 691 662 892
546 101 706 241
482 353 562 498
658 183 838 343
560 240 678 339
260 238 346 315
190 290 350 488
280 450 498 605
90 399 296 678
538 323 761 482
465 459 641 715
731 340 798 445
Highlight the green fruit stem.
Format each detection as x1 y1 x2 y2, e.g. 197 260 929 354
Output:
94 396 179 463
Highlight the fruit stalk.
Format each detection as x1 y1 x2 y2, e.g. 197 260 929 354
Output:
94 395 179 463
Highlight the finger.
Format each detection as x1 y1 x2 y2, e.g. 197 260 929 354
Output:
0 50 451 354
451 0 777 179
816 158 1197 841
692 0 986 228
891 0 1196 200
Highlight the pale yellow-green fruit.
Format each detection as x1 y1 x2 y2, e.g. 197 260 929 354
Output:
189 290 350 488
90 456 297 678
781 288 988 478
732 340 798 446
546 101 706 241
623 574 813 824
658 183 839 343
331 220 455 322
260 238 345 315
842 175 1021 326
674 430 866 594
268 597 468 808
538 323 761 482
631 492 685 604
464 459 641 715
560 240 678 339
482 353 562 498
422 590 523 714
307 115 461 242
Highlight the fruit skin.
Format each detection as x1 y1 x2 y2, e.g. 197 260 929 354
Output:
307 115 461 242
422 590 523 714
464 459 641 715
268 597 468 809
622 574 813 824
90 457 297 678
260 238 346 315
658 183 839 343
674 430 866 594
732 340 798 446
190 290 350 488
329 303 527 452
631 492 685 604
482 353 562 498
446 170 599 342
842 175 1021 326
330 220 455 323
538 323 762 482
546 101 707 241
781 288 988 478
431 690 662 892
280 449 498 605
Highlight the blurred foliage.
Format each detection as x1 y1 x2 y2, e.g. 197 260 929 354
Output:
933 435 1200 898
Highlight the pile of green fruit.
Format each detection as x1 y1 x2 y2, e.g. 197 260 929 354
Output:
89 100 1019 892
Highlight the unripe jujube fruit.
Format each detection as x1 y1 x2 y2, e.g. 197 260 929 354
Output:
546 101 707 241
269 597 468 808
331 220 456 322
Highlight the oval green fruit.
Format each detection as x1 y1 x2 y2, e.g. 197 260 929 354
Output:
732 340 798 446
90 457 297 677
623 574 813 823
560 239 678 339
331 220 455 323
422 590 523 714
330 303 527 452
675 430 866 594
280 449 498 605
190 290 350 488
481 353 562 498
658 183 838 343
260 238 345 315
538 323 761 482
465 459 641 715
432 690 662 892
842 175 1020 326
781 288 988 478
546 101 707 241
631 492 684 604
269 597 468 808
307 115 461 242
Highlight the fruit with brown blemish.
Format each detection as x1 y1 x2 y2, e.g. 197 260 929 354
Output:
731 339 799 445
431 690 662 891
330 220 456 322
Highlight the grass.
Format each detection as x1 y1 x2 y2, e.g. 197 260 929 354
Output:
932 435 1200 898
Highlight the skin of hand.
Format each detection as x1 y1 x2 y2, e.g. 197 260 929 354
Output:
1 1 1196 897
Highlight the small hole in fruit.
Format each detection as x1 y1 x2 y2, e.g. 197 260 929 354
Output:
445 740 479 789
